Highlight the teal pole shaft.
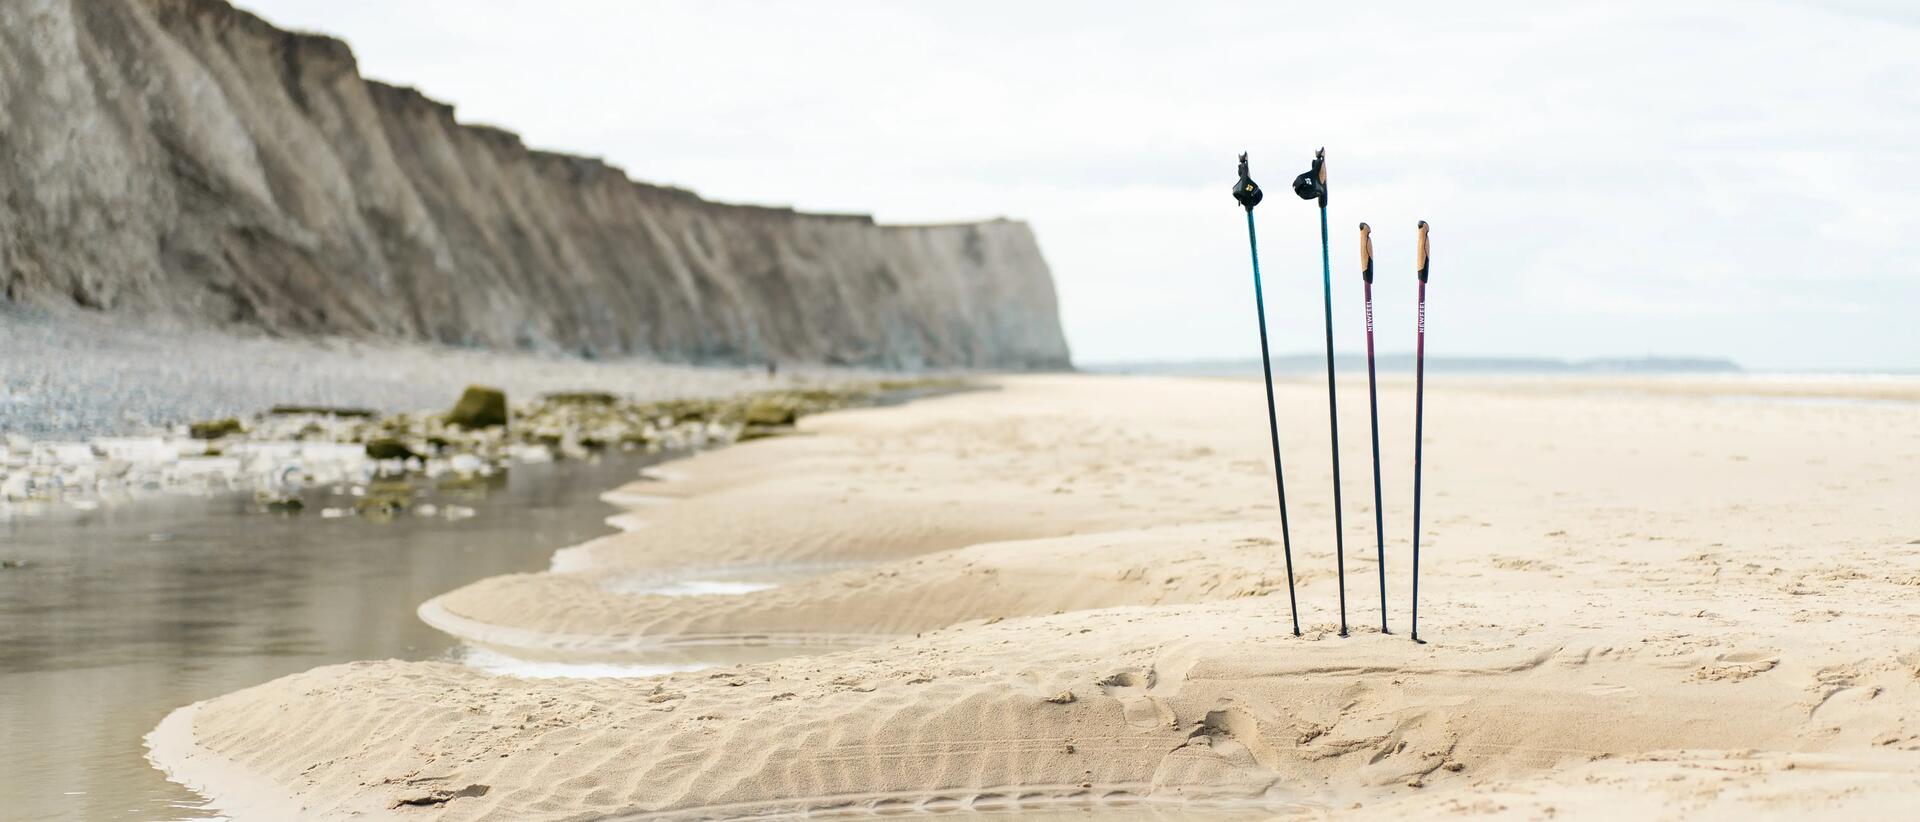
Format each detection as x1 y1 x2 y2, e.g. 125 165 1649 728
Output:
1245 209 1302 636
1318 205 1349 637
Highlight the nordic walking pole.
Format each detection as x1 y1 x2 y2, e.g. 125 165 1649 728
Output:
1360 223 1388 634
1411 220 1431 644
1294 148 1348 637
1234 153 1302 637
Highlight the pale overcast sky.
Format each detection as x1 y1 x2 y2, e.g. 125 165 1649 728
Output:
242 1 1918 371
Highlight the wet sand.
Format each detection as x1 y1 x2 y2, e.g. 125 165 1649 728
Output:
147 374 1920 819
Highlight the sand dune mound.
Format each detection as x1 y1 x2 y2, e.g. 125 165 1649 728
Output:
152 596 1920 819
424 522 1305 656
424 378 1295 654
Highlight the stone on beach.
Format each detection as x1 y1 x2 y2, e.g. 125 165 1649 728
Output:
447 387 510 430
267 405 376 418
363 439 422 462
742 397 802 427
540 391 620 406
188 419 244 440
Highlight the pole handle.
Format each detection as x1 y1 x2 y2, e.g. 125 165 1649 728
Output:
1358 223 1373 283
1292 149 1328 206
1233 153 1263 211
1416 220 1430 283
1316 148 1327 208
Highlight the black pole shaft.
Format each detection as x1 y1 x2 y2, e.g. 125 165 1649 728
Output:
1245 210 1302 637
1316 206 1348 637
1411 277 1427 644
1364 281 1388 633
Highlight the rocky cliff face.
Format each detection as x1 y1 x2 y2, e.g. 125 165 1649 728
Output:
0 0 1070 369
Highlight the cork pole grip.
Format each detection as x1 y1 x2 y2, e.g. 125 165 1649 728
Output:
1358 223 1373 283
1416 221 1430 282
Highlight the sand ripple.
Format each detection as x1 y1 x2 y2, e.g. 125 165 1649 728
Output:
149 375 1920 818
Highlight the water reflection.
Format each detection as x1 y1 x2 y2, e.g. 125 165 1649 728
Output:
457 646 709 679
0 454 668 821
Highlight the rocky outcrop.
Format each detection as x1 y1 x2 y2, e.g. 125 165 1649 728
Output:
0 0 1070 369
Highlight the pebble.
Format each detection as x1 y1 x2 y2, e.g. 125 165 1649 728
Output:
1 306 923 518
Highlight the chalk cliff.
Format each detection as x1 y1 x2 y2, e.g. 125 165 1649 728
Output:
0 0 1070 369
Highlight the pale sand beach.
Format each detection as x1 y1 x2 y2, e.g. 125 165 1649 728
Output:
148 374 1920 819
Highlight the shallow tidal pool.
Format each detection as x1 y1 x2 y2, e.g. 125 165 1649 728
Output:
0 453 671 820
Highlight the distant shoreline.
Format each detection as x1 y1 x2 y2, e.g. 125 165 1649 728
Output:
1078 355 1912 377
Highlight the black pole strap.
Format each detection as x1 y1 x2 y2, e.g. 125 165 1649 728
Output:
1293 148 1327 207
1234 153 1264 211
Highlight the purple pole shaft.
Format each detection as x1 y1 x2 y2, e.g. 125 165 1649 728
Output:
1364 282 1388 633
1411 279 1428 642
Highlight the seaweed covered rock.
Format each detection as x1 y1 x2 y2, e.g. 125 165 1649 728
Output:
541 391 620 406
447 387 509 430
365 438 421 461
742 398 801 427
189 418 244 440
354 480 416 520
268 405 376 418
653 398 721 423
736 425 789 442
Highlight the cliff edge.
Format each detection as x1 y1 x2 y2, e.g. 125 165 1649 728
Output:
0 0 1071 369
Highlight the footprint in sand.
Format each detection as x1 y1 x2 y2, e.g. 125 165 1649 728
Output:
1186 706 1282 770
1692 650 1781 682
1097 670 1175 729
